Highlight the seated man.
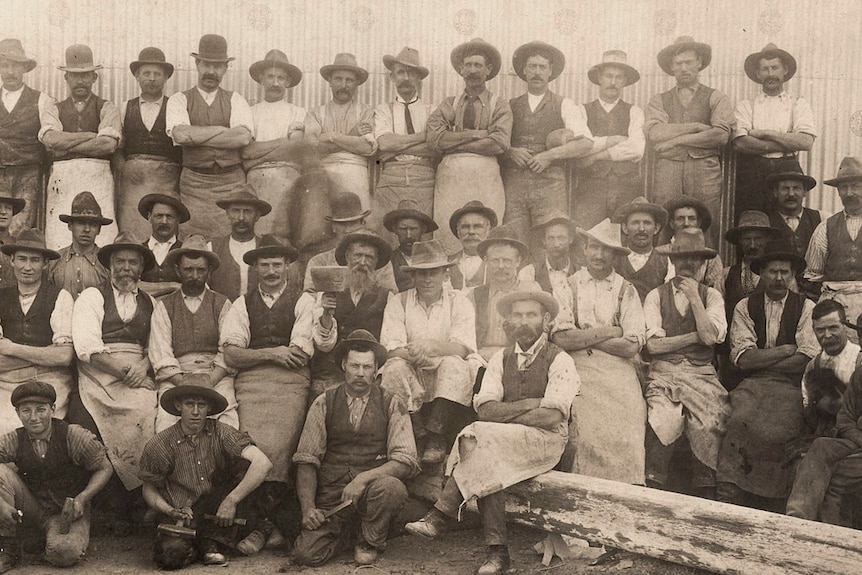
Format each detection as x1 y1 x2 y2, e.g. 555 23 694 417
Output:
406 290 578 575
293 330 419 567
659 197 725 291
765 158 820 258
380 239 480 464
137 192 190 298
611 196 669 302
139 378 273 569
447 200 498 290
0 195 25 289
382 199 437 293
517 216 578 323
0 382 112 570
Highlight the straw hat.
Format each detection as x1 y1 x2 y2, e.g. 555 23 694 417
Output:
382 47 429 79
575 218 630 255
587 50 639 86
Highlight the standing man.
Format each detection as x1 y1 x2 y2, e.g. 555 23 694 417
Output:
645 36 734 249
166 34 253 238
40 44 121 250
0 195 26 289
765 158 820 258
382 199 438 292
734 44 816 218
612 196 669 302
305 53 376 209
660 197 725 290
447 200 498 291
137 192 190 297
427 38 512 252
116 47 182 239
575 50 645 230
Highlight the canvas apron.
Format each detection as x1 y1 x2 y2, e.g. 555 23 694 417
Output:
178 166 245 238
117 155 181 240
0 361 73 436
246 162 301 238
46 158 118 251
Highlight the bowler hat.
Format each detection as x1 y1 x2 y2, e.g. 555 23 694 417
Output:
576 218 630 255
320 53 368 85
59 191 113 225
0 228 60 260
325 192 370 222
477 221 531 262
163 234 220 270
724 211 781 244
0 39 36 72
242 236 298 265
58 44 101 73
335 229 392 270
496 289 559 320
138 193 191 223
824 157 862 187
764 158 816 191
11 381 56 407
0 194 25 216
588 50 640 86
744 43 797 84
191 34 234 63
512 41 566 82
400 239 456 272
382 47 429 79
249 49 302 87
160 375 228 416
450 38 501 80
657 36 712 76
215 184 272 216
382 199 437 233
612 196 668 227
130 46 174 78
448 200 498 236
655 227 716 259
749 238 807 275
332 329 388 370
97 231 156 271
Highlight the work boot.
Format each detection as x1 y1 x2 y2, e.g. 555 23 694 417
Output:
236 519 274 556
421 434 447 464
353 539 378 565
0 538 19 574
405 508 450 539
477 544 510 575
200 538 227 566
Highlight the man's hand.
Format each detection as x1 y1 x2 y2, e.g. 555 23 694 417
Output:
677 277 702 303
349 122 373 137
123 359 151 388
607 135 627 147
777 343 799 357
168 507 194 526
405 340 437 366
653 140 675 154
341 477 367 507
214 496 237 528
320 293 338 314
71 495 87 521
272 345 309 369
507 147 532 168
527 152 554 174
0 500 18 531
301 507 327 531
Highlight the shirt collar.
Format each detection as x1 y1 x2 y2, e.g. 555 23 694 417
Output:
756 90 789 101
182 287 207 300
598 97 621 111
149 235 177 247
412 288 445 309
515 333 547 356
172 419 215 443
139 95 164 106
461 89 491 105
765 291 790 306
26 424 53 443
395 93 420 105
259 282 287 301
112 283 139 298
66 243 100 263
1 85 24 98
546 257 571 274
675 82 701 95
781 209 803 219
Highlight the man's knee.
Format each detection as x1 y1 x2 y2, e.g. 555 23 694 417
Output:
292 530 335 567
153 535 195 570
365 476 408 511
44 539 85 567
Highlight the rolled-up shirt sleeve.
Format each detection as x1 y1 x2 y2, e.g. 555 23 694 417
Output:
165 91 190 142
97 100 122 140
373 102 394 139
730 298 758 366
37 93 61 140
709 90 735 134
214 298 232 373
291 293 315 358
705 286 728 344
473 349 505 410
292 394 328 467
72 287 107 362
619 282 646 348
643 92 669 137
148 300 181 382
385 394 421 475
229 92 254 134
796 299 819 359
792 97 817 137
310 292 338 353
560 98 593 141
218 297 251 351
425 99 454 152
734 98 754 138
50 289 74 345
380 292 406 351
643 287 665 339
541 351 579 418
487 97 512 153
803 221 828 282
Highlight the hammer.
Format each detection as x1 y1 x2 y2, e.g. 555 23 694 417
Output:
157 519 196 539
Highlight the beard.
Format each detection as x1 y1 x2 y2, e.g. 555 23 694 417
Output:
346 264 375 294
504 322 543 349
113 272 139 292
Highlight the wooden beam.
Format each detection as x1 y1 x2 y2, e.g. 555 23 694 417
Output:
506 471 862 575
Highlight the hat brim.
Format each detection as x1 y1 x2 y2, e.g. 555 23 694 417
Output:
190 53 235 63
724 225 782 244
575 228 630 255
451 41 501 81
160 384 228 416
249 60 302 87
215 197 272 217
59 213 113 225
657 42 712 75
320 65 368 85
382 209 438 233
129 61 174 78
664 198 713 232
326 209 371 223
0 56 37 73
512 42 566 82
824 175 862 187
531 216 577 233
587 62 640 86
242 245 298 265
97 243 156 272
401 261 457 272
449 205 498 236
0 197 26 215
0 244 60 260
611 203 667 227
743 48 797 84
654 243 717 259
476 237 532 262
164 247 221 271
382 55 429 79
138 194 191 223
332 339 388 370
335 232 392 270
764 172 816 191
57 65 102 72
749 251 806 275
496 290 559 320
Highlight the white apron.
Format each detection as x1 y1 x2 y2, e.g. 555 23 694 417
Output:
246 163 301 238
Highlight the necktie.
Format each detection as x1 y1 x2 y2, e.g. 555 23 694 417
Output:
404 100 415 134
742 266 754 294
462 95 478 130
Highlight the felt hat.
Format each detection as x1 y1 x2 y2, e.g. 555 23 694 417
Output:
749 238 807 275
724 211 782 244
138 193 191 223
657 36 712 75
744 43 797 83
242 236 298 265
335 229 392 270
0 39 36 72
0 228 60 260
400 239 456 272
130 46 174 77
59 191 113 225
332 329 388 370
450 38 502 80
655 227 716 259
11 381 56 407
477 221 531 261
532 214 577 236
382 199 437 234
512 41 565 81
382 47 429 79
249 49 302 87
160 374 228 416
824 157 862 187
611 196 668 227
320 53 368 85
57 44 102 72
576 218 630 255
0 194 25 216
587 50 640 86
163 234 220 270
309 266 346 293
448 200 498 236
191 34 234 63
763 158 816 191
664 197 713 232
97 231 156 271
325 192 370 222
215 184 272 216
496 289 559 320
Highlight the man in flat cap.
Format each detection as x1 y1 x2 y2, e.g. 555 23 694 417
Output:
137 192 190 297
116 47 182 240
612 196 670 302
40 44 121 251
383 199 438 292
0 194 26 289
305 53 376 209
645 36 734 249
447 200 498 290
765 158 821 258
427 38 512 253
0 39 52 236
166 34 253 238
734 44 816 219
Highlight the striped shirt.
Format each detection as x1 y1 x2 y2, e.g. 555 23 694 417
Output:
0 423 107 471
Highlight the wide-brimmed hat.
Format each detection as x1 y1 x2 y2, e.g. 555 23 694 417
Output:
59 191 113 225
97 231 156 271
163 234 220 270
532 214 577 236
325 192 370 222
664 197 712 232
657 36 712 75
576 218 630 255
450 38 501 80
0 228 60 260
655 228 717 259
309 266 346 293
130 46 174 78
11 381 56 407
744 43 797 84
160 374 228 416
191 34 234 63
335 229 392 270
448 200 498 236
382 47 429 79
215 184 272 216
320 53 368 85
400 239 456 272
764 158 817 191
725 211 782 244
477 221 531 261
249 49 302 87
383 199 437 233
611 196 668 227
332 329 388 369
57 44 102 72
824 157 862 187
242 236 298 265
138 193 191 223
749 238 807 275
0 39 36 72
512 41 565 82
496 289 559 320
588 50 640 86
0 194 26 216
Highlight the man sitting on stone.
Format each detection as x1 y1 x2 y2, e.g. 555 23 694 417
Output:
382 199 437 293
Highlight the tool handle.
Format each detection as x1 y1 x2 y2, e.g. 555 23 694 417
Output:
59 497 74 534
203 514 247 526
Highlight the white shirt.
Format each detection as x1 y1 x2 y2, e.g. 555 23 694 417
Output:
581 99 645 163
1 85 24 112
228 237 256 296
147 235 177 266
165 87 254 142
72 284 153 362
250 99 307 144
373 95 433 164
730 292 819 366
734 91 817 158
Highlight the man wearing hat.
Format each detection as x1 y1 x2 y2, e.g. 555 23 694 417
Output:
765 158 821 257
612 196 670 302
660 197 725 290
717 239 818 509
574 50 645 230
645 36 734 249
734 44 816 218
371 47 437 237
380 239 481 464
40 44 121 251
406 290 578 575
0 381 112 570
293 330 418 567
643 227 731 498
447 200 498 290
0 195 27 289
0 229 74 436
383 199 438 292
519 215 579 307
503 41 593 241
138 192 191 297
46 191 111 299
242 49 306 240
552 218 646 484
427 38 512 253
166 34 253 238
305 53 376 209
147 235 238 431
139 377 274 568
0 39 52 236
116 47 183 239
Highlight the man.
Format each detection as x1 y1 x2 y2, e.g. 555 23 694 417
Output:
574 50 645 229
0 39 52 236
166 34 253 238
427 38 512 253
116 47 182 239
406 290 578 575
518 216 579 318
0 382 112 570
46 192 111 299
734 44 816 218
242 49 306 241
0 229 74 436
645 36 734 249
765 158 820 258
551 218 646 484
148 235 237 431
40 44 121 250
503 41 593 239
611 196 669 302
0 195 26 290
371 47 436 237
717 240 818 510
138 192 190 297
140 380 273 569
293 330 419 567
643 228 731 498
660 197 725 290
379 239 480 464
447 200 498 291
305 53 376 209
382 199 438 292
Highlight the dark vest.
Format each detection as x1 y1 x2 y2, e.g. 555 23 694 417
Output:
501 340 563 402
659 86 719 158
747 291 806 350
0 85 44 165
769 208 820 258
508 91 565 155
614 251 668 303
208 235 260 302
824 212 862 281
723 263 763 321
100 284 153 345
123 96 182 163
533 258 577 294
448 253 486 290
160 288 227 357
140 239 182 284
583 99 639 178
655 281 714 365
57 95 111 160
182 88 241 169
390 249 413 292
0 282 61 346
245 285 301 349
321 384 391 473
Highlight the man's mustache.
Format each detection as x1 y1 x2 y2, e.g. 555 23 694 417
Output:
263 274 280 281
202 73 219 81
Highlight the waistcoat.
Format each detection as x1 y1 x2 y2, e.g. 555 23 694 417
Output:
161 288 227 357
182 88 240 169
656 281 714 365
123 96 182 163
245 285 300 349
321 384 390 473
0 85 44 165
100 284 153 345
0 282 61 346
508 91 565 154
501 340 562 402
824 212 862 281
57 95 110 160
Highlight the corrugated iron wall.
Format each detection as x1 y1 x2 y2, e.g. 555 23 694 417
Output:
3 0 861 218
